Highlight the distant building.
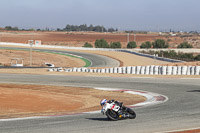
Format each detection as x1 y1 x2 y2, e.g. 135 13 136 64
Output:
11 58 24 67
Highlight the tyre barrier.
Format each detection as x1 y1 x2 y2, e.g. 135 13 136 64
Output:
49 65 200 75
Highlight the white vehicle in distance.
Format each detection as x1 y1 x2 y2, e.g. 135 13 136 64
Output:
45 63 55 67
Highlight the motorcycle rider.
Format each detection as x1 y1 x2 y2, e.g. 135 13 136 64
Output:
100 99 128 118
100 99 123 107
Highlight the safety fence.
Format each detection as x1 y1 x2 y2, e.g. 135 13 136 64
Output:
49 65 200 75
117 50 183 63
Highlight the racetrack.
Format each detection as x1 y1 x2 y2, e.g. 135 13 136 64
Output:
0 47 120 67
0 74 199 133
0 47 199 133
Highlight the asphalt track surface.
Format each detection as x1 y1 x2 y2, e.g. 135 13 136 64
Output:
0 74 200 133
0 47 120 67
0 47 199 133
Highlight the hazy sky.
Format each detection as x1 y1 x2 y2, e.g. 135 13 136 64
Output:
0 0 200 31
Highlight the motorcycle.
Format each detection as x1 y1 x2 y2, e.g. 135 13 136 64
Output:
101 101 136 121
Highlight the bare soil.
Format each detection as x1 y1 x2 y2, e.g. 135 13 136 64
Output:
0 31 195 48
165 61 200 66
0 84 145 119
0 49 85 67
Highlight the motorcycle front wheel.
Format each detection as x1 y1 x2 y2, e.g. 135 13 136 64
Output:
106 109 119 121
126 108 136 119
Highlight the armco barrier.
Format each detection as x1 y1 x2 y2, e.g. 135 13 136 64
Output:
118 50 183 63
51 65 200 75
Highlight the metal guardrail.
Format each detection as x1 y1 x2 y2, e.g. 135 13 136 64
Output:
117 50 183 63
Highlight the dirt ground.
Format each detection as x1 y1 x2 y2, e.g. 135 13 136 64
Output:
0 84 145 119
0 49 85 67
0 31 190 48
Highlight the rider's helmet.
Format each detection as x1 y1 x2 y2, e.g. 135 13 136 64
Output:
100 99 107 106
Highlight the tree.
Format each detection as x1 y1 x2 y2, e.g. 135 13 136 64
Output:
177 42 193 48
83 42 93 48
110 42 121 48
5 26 12 30
5 26 19 31
152 39 169 48
127 41 137 49
95 39 109 48
88 24 94 31
140 41 152 48
108 28 116 32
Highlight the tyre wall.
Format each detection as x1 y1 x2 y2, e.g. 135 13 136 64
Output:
51 66 200 75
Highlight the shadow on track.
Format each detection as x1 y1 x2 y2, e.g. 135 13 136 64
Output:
86 118 109 121
187 90 200 92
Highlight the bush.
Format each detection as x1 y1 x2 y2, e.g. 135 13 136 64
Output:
140 41 152 49
177 53 194 60
152 39 169 48
194 55 200 61
110 42 121 48
127 41 137 49
140 50 196 61
83 42 93 48
95 39 109 48
177 42 193 48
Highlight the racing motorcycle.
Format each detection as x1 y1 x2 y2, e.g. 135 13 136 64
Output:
101 100 136 121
